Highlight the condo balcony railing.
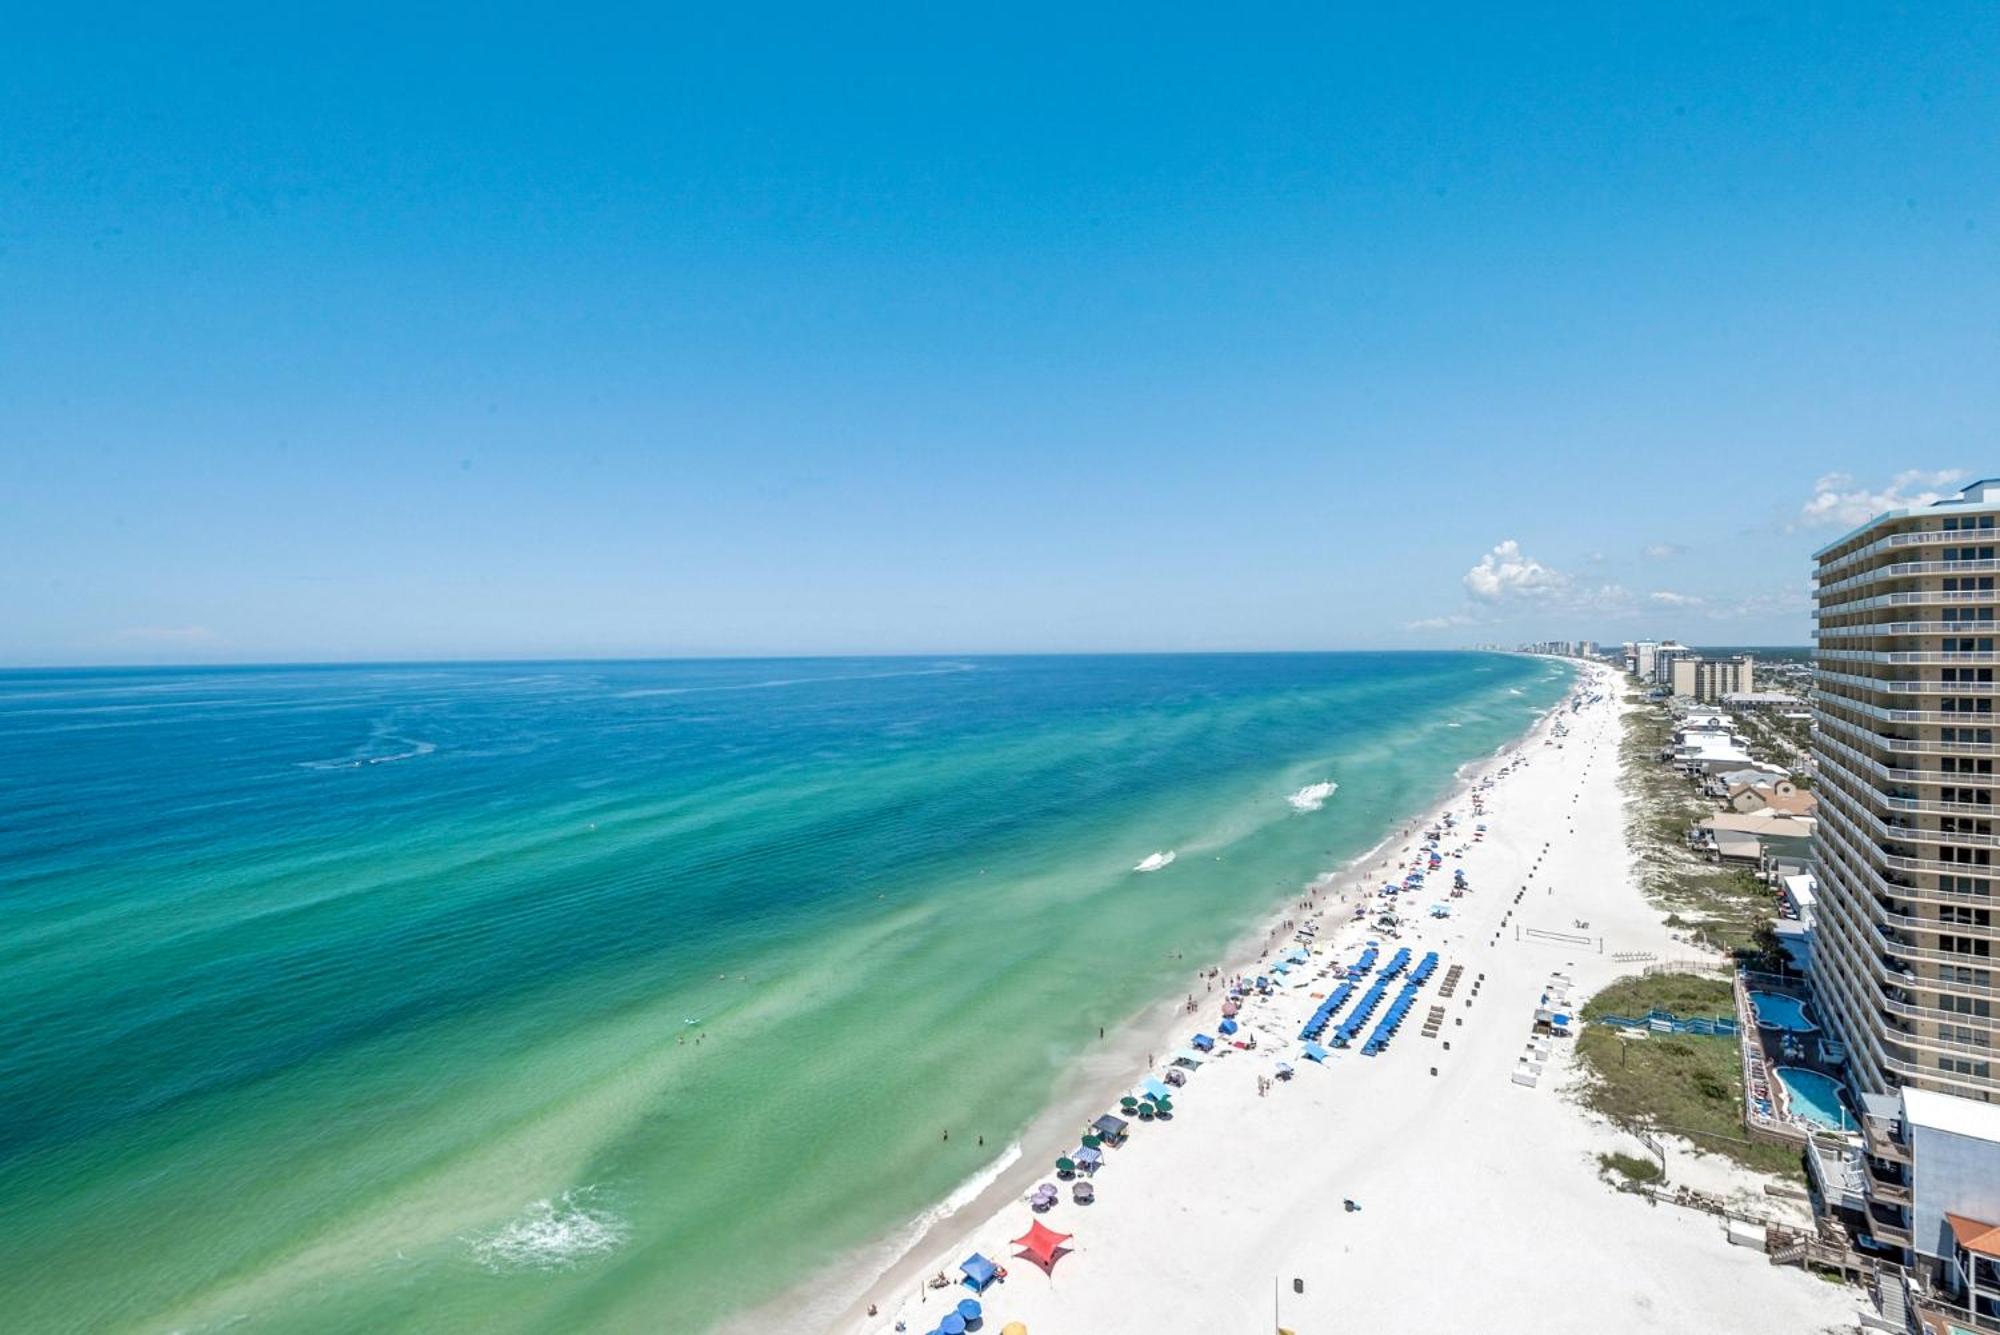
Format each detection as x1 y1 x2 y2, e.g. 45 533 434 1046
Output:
1814 668 1997 696
1881 993 2000 1045
1817 588 1998 616
1814 689 2000 726
1815 730 1981 786
1814 871 2000 988
1818 527 2000 580
1815 946 1997 1095
1818 649 2000 667
1818 558 2000 599
1817 620 1998 639
1815 817 1997 910
1815 707 1999 756
1818 758 2000 819
1819 795 2000 873
1824 767 2000 839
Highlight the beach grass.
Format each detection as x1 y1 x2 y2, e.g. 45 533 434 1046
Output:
1598 1151 1664 1184
1618 694 1781 958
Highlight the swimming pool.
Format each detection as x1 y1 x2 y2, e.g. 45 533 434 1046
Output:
1776 1067 1854 1132
1750 990 1818 1033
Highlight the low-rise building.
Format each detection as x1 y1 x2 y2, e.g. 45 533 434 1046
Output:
1671 654 1757 701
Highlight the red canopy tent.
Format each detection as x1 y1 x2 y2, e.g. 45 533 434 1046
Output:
1011 1219 1072 1274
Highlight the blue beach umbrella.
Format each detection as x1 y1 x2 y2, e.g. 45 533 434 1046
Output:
958 1297 982 1320
941 1314 967 1334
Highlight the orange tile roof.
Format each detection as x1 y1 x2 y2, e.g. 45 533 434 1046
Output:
1947 1212 2000 1257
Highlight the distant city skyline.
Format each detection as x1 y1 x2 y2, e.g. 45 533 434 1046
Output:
4 8 1996 666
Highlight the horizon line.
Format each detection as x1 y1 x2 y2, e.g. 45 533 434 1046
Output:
0 645 1812 674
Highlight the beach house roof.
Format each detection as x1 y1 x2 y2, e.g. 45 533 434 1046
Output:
1948 1213 2000 1259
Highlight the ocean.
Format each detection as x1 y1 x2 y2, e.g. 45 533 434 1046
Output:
0 652 1571 1332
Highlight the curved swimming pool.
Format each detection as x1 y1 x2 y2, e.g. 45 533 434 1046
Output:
1776 1067 1854 1132
1750 990 1818 1033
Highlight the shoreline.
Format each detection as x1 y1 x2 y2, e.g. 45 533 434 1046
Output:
724 674 1579 1335
814 663 1858 1335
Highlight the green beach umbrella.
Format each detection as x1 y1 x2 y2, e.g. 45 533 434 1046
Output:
1080 1134 1101 1149
1119 1096 1138 1110
1055 1156 1076 1174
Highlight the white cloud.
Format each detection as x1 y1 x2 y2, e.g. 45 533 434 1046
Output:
1405 612 1476 630
1462 540 1568 602
1648 590 1704 607
1643 542 1686 560
1797 469 1965 529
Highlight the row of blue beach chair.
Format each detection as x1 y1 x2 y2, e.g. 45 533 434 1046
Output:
1361 952 1440 1055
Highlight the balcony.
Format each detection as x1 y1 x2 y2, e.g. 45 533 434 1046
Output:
1816 708 1998 757
1815 816 1998 911
1818 526 2000 581
1818 558 2000 599
1818 620 1998 639
1819 782 2000 850
1865 1159 1914 1206
1815 668 1997 696
1821 589 1999 614
1820 649 2000 666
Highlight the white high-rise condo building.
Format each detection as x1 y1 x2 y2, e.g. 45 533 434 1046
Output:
1813 478 2000 1104
1812 479 2000 1295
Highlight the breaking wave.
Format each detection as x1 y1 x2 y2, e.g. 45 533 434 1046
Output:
1286 780 1338 813
1133 850 1176 873
469 1188 628 1273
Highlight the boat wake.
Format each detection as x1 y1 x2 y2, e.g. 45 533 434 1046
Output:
1133 851 1177 873
298 737 437 770
1286 781 1338 813
469 1187 628 1273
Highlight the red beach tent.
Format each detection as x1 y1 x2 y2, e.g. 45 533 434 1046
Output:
1011 1219 1072 1274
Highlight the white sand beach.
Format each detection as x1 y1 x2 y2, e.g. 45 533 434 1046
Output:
835 664 1861 1335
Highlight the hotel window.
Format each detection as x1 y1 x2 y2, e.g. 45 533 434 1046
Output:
1939 787 1994 805
1944 637 1996 653
1939 905 1994 928
1939 874 1993 898
1942 995 1994 1018
1941 757 1995 775
1938 1056 1994 1078
1942 698 1996 714
1941 935 1993 958
1941 964 1993 986
1939 818 1995 836
1940 727 1995 744
1944 516 1998 533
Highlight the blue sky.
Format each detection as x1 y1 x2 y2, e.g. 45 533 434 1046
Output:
3 4 1997 665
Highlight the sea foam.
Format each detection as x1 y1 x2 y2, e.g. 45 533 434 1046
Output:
1286 780 1338 813
470 1188 628 1272
1133 851 1176 872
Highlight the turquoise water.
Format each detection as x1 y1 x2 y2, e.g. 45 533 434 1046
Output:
0 653 1569 1332
1776 1067 1854 1131
1750 991 1818 1033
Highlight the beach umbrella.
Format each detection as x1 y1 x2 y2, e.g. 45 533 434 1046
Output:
957 1298 982 1321
1001 1325 1028 1335
941 1315 967 1335
1054 1156 1075 1174
1080 1134 1101 1149
1154 1096 1173 1113
1119 1096 1138 1110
